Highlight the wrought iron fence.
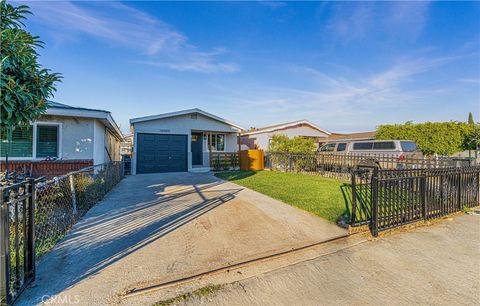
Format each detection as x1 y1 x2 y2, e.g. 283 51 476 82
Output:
0 162 123 305
0 180 35 305
265 152 474 180
350 166 480 236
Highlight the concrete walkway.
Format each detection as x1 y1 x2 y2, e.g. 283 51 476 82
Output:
17 172 346 305
185 213 480 306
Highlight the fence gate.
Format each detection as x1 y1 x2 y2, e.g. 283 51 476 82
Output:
0 179 35 305
371 175 426 236
351 166 480 236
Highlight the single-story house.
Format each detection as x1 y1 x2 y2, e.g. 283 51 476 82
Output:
324 131 376 144
0 101 124 177
241 120 330 150
130 108 244 174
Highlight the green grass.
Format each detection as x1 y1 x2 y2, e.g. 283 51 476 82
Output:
152 284 223 306
215 171 349 223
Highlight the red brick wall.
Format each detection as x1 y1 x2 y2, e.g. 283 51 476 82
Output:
0 160 93 178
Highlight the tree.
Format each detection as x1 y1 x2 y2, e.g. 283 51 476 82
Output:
468 112 475 125
1 0 61 173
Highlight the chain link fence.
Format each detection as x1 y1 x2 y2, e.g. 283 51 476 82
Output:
34 162 123 258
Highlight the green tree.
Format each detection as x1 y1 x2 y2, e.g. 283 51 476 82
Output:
468 112 475 125
1 0 61 171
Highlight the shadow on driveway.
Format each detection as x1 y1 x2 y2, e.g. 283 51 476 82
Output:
18 173 242 305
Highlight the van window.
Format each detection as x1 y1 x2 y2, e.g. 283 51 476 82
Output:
373 141 395 150
336 143 347 152
353 142 373 150
401 141 418 152
320 143 336 152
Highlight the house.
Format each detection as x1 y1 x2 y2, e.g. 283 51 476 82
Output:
0 101 124 177
241 120 330 150
130 108 244 174
120 133 133 156
324 131 376 144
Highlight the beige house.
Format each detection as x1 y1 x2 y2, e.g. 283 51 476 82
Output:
241 120 330 150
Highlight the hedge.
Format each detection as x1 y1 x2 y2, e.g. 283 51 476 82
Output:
375 121 476 155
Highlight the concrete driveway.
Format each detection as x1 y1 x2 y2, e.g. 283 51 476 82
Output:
17 172 347 305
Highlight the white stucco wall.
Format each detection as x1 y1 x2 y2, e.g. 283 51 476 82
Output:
242 125 329 150
93 119 106 165
132 113 240 174
38 115 95 160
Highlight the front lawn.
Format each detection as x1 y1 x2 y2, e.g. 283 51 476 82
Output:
215 171 349 223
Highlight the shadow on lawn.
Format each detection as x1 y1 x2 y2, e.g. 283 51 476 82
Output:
340 183 372 225
216 170 258 181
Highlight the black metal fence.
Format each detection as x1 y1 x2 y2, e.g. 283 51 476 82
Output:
351 166 480 236
265 152 475 180
0 180 35 305
0 162 123 304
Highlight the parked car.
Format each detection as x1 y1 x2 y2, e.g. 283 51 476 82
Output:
318 140 423 168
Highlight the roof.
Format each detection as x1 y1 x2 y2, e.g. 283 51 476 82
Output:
327 131 376 141
242 120 331 136
130 108 245 131
45 101 124 141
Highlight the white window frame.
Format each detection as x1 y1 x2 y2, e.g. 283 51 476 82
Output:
205 133 226 152
0 121 63 160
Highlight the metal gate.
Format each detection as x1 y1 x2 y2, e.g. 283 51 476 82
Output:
0 179 35 305
351 166 480 236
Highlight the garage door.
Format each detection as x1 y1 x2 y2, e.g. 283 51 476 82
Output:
136 133 187 174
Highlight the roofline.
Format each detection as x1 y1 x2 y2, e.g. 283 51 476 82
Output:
130 108 245 131
242 120 331 136
45 107 124 141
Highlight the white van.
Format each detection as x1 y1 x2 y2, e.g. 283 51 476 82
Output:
318 140 422 168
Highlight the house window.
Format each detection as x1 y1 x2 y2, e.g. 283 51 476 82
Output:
207 134 225 151
36 125 59 158
0 126 33 157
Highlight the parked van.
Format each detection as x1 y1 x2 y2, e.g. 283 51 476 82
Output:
318 140 422 168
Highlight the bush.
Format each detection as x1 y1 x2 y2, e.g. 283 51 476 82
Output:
376 121 476 155
269 135 316 153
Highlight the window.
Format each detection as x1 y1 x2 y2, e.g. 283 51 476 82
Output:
320 143 336 152
207 134 225 151
353 142 373 150
373 141 395 150
401 141 418 152
336 143 347 152
36 125 59 158
0 126 33 157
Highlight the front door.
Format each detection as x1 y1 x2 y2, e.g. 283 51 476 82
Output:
191 133 203 166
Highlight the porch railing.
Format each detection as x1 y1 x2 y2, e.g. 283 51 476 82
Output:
210 152 240 171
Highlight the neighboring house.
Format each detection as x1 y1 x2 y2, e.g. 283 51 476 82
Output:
130 108 244 174
241 120 330 150
0 101 124 177
120 133 133 156
324 131 376 144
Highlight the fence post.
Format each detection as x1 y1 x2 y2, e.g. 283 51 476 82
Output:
69 175 77 215
457 173 462 211
0 188 9 304
371 167 379 237
288 155 292 172
421 176 427 220
350 172 357 225
26 178 36 281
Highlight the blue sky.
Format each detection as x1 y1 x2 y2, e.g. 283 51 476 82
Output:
18 1 480 133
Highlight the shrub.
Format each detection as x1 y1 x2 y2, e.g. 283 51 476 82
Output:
269 135 316 153
376 121 476 155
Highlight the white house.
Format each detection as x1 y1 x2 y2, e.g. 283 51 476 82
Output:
241 120 330 150
130 109 244 174
1 101 124 169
